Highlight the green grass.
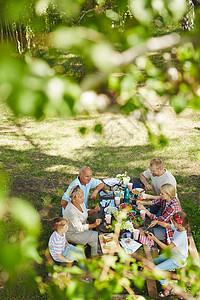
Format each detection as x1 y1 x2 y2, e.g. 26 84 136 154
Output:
0 104 199 226
0 106 200 299
0 21 200 297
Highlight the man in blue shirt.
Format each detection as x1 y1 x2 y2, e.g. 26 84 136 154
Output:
61 166 104 215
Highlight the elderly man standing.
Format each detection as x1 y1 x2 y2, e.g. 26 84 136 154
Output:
140 158 177 201
61 166 104 215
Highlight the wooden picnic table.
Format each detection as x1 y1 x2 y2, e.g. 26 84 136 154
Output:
97 178 159 298
97 177 200 299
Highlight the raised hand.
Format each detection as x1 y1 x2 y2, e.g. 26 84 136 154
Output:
95 218 102 226
145 184 153 191
94 206 100 213
147 232 155 240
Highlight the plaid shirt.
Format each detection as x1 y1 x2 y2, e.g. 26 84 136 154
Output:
150 197 181 244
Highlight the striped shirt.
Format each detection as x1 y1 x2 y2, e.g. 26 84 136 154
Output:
48 231 66 261
150 197 181 244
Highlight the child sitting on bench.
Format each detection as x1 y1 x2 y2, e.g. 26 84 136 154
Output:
48 217 86 264
147 211 189 297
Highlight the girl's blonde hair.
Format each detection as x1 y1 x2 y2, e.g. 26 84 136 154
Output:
52 217 67 231
161 183 181 207
160 183 176 199
69 185 83 200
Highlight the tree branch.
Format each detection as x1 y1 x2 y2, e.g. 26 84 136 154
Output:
111 33 181 66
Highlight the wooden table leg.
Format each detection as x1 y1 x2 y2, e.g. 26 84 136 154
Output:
144 245 158 298
146 279 158 298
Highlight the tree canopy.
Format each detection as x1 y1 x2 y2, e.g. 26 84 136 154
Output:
0 1 200 298
0 0 200 146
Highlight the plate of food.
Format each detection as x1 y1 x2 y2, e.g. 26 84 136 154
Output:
99 233 121 253
132 188 145 195
118 203 132 211
114 210 127 221
104 206 118 215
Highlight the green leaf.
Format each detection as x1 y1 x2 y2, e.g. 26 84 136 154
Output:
108 74 120 90
21 236 42 264
91 43 115 72
0 244 21 274
148 132 168 148
79 127 87 135
133 275 145 288
170 95 187 114
96 0 106 6
190 95 200 110
101 255 117 267
118 248 130 263
168 0 186 21
94 123 103 134
105 9 120 21
129 0 153 24
10 198 41 235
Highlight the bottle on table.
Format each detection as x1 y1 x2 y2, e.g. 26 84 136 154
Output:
124 185 129 203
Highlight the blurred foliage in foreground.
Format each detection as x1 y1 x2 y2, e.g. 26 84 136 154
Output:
0 0 200 146
0 173 200 299
0 1 200 298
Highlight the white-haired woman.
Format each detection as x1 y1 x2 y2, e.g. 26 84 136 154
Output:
63 185 102 256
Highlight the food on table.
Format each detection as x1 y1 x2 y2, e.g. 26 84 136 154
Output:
105 189 110 194
118 203 132 211
104 240 117 249
106 224 113 231
104 206 118 214
114 210 127 221
124 238 131 244
132 216 143 227
127 210 136 218
132 189 140 195
132 188 145 200
103 233 114 242
102 233 117 249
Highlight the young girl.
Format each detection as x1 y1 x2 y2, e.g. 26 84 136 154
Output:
147 211 189 297
48 217 86 263
137 183 181 244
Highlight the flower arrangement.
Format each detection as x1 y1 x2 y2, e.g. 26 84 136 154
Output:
116 172 130 185
121 220 134 231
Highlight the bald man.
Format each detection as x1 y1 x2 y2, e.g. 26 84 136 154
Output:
61 166 104 215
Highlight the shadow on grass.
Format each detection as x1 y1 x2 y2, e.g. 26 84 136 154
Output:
0 140 200 299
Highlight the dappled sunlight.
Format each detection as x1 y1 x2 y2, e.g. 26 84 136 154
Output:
0 106 199 215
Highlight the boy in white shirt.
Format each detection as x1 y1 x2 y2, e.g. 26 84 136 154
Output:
48 217 85 263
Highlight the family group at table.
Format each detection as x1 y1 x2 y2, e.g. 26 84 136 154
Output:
49 159 189 297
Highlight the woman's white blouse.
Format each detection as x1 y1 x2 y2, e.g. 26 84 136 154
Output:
63 202 89 234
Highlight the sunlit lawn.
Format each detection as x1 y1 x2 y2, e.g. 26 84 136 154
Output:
0 96 200 299
1 102 199 241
